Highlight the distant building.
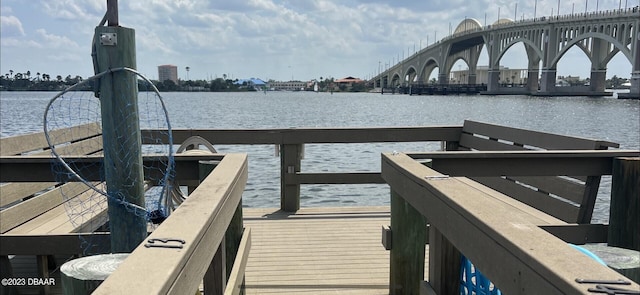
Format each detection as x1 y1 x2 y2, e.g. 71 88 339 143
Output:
335 76 364 85
234 78 268 90
269 80 307 91
158 65 178 84
450 66 527 84
334 76 364 91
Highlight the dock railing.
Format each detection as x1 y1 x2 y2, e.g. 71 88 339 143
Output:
143 126 462 211
381 151 640 294
93 153 249 294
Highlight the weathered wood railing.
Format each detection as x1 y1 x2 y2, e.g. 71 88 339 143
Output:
143 126 462 211
143 121 624 214
0 152 248 294
93 153 249 294
382 151 640 294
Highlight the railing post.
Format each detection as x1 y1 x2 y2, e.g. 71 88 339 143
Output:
200 159 245 294
201 160 225 295
280 144 302 212
225 199 244 293
609 157 639 251
428 227 462 294
389 190 426 294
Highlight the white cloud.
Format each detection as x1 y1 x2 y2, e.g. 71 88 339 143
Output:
35 29 80 49
42 0 104 21
0 38 42 48
0 0 634 81
1 15 25 37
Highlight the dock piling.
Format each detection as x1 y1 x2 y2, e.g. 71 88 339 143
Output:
94 3 146 253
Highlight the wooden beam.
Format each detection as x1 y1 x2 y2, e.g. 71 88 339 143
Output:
0 154 223 182
285 172 384 184
143 126 463 145
408 150 640 176
0 233 111 255
540 224 608 244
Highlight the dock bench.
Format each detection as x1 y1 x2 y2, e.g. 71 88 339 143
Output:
444 120 619 224
0 123 108 294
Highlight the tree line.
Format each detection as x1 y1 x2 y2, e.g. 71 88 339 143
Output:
1 70 87 91
1 71 371 93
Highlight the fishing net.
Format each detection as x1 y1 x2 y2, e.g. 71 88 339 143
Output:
43 67 175 254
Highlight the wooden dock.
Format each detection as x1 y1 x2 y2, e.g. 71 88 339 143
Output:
243 206 422 294
7 206 422 294
3 122 639 294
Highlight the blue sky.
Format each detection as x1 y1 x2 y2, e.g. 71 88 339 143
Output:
1 0 636 82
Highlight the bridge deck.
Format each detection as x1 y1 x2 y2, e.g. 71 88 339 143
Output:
243 206 424 294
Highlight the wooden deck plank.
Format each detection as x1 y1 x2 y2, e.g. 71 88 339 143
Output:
243 206 427 294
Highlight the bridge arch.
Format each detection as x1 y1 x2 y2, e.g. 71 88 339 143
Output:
550 32 633 68
404 66 418 84
455 18 482 34
419 58 440 83
390 73 402 87
495 38 543 68
493 18 514 26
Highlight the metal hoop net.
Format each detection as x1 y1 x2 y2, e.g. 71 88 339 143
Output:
43 68 175 254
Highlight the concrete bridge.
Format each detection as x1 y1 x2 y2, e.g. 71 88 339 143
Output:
371 8 639 97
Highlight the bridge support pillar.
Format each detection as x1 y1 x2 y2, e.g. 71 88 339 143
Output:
630 71 640 97
630 36 640 98
527 70 539 93
438 73 448 85
590 70 607 93
539 69 557 93
487 70 500 92
467 74 477 85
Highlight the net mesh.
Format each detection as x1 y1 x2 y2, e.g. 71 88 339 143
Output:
43 68 174 254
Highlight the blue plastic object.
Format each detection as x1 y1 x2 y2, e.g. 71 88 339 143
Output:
459 255 502 295
570 244 608 266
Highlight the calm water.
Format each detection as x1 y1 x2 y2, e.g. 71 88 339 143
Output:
1 91 638 223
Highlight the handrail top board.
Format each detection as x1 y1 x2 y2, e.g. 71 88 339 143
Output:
144 126 464 144
94 153 248 294
408 150 639 159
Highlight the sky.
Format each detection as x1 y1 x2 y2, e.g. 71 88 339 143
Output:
1 0 636 82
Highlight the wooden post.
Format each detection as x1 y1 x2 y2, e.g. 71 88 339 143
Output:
205 236 226 295
0 255 17 295
200 160 245 294
94 7 146 253
225 201 244 283
428 227 462 295
280 144 302 212
389 190 426 295
609 157 640 251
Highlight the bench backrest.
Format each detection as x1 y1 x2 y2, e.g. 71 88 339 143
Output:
0 123 103 234
456 120 618 224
